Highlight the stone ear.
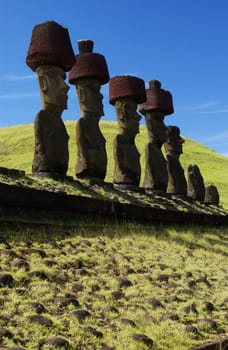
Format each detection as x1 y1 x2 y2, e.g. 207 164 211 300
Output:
77 88 86 103
38 75 48 92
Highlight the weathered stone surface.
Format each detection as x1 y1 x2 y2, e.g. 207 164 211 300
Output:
110 76 146 187
26 21 75 72
187 164 205 201
69 40 109 180
204 185 220 205
140 91 168 191
73 309 91 322
139 80 174 116
32 108 69 176
131 333 154 347
39 336 69 348
164 126 187 196
27 315 53 327
69 40 109 84
191 337 228 349
84 326 103 338
26 21 73 178
0 273 14 288
0 327 13 338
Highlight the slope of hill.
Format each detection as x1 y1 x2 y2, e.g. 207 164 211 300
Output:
0 121 227 208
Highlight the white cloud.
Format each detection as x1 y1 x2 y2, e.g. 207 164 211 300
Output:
177 101 219 112
205 130 228 142
0 92 39 99
2 74 36 81
198 109 228 114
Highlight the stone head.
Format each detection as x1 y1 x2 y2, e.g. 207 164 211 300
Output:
164 125 185 156
36 65 69 111
114 97 141 137
75 77 104 118
144 112 167 145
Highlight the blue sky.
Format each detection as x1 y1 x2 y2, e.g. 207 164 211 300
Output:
0 0 228 157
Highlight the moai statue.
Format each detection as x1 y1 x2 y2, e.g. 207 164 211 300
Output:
164 126 187 197
109 75 146 189
204 184 220 205
26 21 75 177
187 164 205 201
68 40 109 180
139 80 174 193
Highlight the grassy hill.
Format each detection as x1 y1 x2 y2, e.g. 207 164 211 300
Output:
0 121 227 350
0 120 227 208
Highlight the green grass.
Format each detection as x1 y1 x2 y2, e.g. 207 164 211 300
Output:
0 221 227 349
0 120 227 207
0 121 227 349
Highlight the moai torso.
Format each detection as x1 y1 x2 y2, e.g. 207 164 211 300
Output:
139 81 174 192
113 133 141 186
187 164 205 201
165 126 187 196
68 40 110 181
109 76 146 188
76 116 107 179
32 110 69 175
26 21 75 177
144 142 167 191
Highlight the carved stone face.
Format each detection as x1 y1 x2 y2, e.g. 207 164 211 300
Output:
164 126 185 155
115 97 141 137
36 65 69 110
145 112 167 144
76 78 104 117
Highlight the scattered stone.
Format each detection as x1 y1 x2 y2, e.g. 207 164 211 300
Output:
56 297 80 308
72 283 84 292
179 288 194 295
162 313 180 321
166 295 181 303
74 268 90 276
106 306 119 314
28 271 49 280
186 271 193 278
30 302 47 314
84 326 103 338
112 291 125 300
196 276 211 287
39 336 69 349
190 337 228 349
26 248 46 258
185 325 199 335
73 309 91 322
0 327 13 338
100 345 116 350
27 315 53 327
43 259 57 267
200 318 218 330
183 303 198 314
10 259 30 271
187 279 197 288
0 249 17 258
157 273 169 282
119 278 133 288
172 272 182 279
120 318 136 327
146 297 164 308
204 302 215 313
0 273 14 288
131 333 153 347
